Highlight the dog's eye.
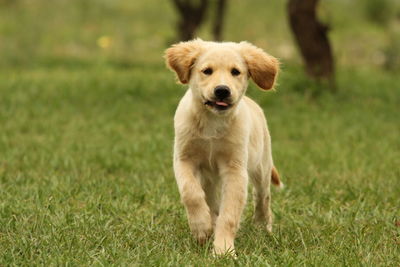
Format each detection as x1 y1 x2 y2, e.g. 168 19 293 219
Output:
231 68 241 76
202 68 213 75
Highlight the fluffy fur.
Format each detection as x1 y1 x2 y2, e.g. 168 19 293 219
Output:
165 39 282 256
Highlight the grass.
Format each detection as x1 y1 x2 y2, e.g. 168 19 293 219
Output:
1 0 400 265
1 66 399 265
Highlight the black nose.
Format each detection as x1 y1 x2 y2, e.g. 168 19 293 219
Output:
214 85 231 99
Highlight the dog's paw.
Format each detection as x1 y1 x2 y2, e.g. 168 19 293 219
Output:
213 244 237 258
253 217 273 234
266 223 272 233
253 213 273 233
189 218 213 244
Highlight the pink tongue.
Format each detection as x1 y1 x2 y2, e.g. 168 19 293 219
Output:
215 101 228 107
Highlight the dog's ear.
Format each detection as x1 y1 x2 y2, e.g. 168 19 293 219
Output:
239 42 280 90
165 39 204 84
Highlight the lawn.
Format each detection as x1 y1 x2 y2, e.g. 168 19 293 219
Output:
1 66 399 265
1 0 399 265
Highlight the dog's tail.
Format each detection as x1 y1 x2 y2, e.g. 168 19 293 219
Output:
271 166 284 190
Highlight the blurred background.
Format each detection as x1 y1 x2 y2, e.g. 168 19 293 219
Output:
1 0 400 75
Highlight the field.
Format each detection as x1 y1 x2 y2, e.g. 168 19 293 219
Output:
1 0 400 265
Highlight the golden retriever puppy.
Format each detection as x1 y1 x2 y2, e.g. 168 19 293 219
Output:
165 39 283 256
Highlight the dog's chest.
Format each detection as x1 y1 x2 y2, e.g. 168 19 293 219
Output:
197 118 230 140
186 138 222 172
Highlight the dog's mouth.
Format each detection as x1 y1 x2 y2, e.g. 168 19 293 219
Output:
204 100 232 111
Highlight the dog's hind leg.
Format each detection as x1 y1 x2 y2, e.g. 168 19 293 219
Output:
251 163 273 233
201 174 221 229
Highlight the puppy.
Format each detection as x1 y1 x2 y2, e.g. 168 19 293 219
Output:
165 39 283 256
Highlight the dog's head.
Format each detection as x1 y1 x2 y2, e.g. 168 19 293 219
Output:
165 39 279 114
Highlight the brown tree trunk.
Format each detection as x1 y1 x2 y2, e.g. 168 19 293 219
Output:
172 0 209 41
212 0 227 41
288 0 336 91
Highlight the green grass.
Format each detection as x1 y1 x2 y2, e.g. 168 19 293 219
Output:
1 0 400 265
1 66 399 265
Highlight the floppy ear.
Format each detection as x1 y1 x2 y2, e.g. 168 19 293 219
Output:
239 42 280 90
165 39 204 84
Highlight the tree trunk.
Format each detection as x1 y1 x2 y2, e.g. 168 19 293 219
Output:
287 0 336 91
172 0 209 41
212 0 227 41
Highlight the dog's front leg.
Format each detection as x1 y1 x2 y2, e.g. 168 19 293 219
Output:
174 159 212 244
213 160 248 255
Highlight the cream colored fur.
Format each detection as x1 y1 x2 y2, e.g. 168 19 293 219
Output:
165 39 282 256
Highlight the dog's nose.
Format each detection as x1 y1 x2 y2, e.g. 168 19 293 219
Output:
214 85 231 99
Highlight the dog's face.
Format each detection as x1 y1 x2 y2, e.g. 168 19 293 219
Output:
190 46 248 113
166 39 279 114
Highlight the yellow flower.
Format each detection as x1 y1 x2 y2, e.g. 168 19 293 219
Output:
97 36 112 49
